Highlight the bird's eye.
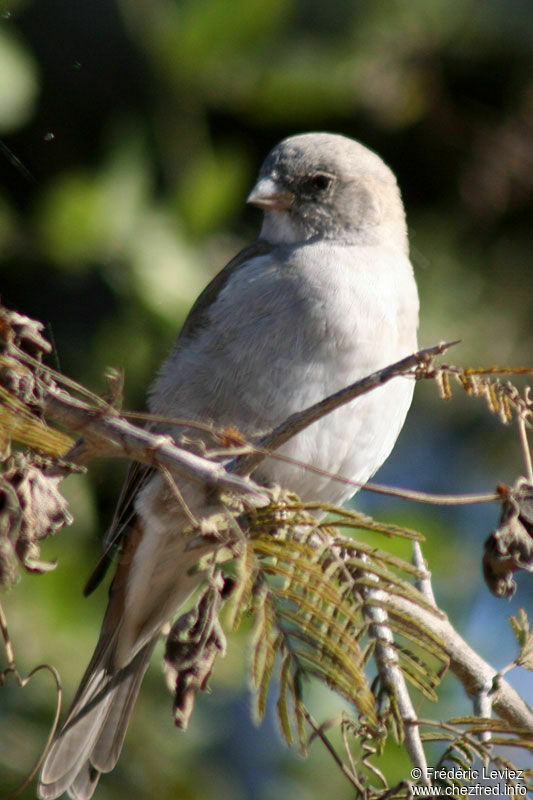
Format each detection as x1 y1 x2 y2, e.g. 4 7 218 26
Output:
311 173 333 191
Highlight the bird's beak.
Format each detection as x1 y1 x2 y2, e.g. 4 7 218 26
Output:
246 177 295 211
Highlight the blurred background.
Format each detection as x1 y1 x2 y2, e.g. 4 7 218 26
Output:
1 0 532 797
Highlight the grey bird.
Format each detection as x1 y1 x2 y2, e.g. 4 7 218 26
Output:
38 132 419 799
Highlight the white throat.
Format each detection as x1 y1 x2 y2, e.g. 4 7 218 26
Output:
260 210 303 244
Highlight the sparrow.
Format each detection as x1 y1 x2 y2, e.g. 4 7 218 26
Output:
38 132 419 799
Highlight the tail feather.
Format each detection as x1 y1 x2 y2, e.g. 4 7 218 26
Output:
90 643 154 773
38 639 156 800
38 506 209 797
68 764 99 800
39 673 112 799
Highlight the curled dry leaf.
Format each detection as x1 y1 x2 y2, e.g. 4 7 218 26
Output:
0 306 76 587
0 306 52 409
0 308 52 359
163 574 233 730
0 454 73 586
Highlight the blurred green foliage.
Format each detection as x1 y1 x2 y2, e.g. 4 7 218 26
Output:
1 0 532 797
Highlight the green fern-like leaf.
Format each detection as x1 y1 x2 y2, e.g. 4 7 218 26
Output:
509 608 533 671
227 542 256 629
277 653 294 747
230 499 451 775
254 607 281 721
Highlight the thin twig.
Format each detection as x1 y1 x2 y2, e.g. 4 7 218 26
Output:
0 600 63 800
302 708 366 793
230 341 459 477
11 340 498 511
360 483 498 506
340 716 362 788
160 464 201 528
233 441 499 506
517 415 533 482
96 399 499 506
412 542 436 607
40 384 269 504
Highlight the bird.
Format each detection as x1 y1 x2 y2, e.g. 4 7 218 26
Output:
38 132 419 799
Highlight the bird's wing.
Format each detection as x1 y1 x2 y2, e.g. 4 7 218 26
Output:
175 237 273 342
83 238 274 596
83 461 154 596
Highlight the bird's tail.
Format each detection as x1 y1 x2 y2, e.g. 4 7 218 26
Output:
38 635 157 800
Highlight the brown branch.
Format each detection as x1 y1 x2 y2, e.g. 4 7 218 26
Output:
385 592 533 732
363 581 431 783
40 384 269 504
229 341 459 477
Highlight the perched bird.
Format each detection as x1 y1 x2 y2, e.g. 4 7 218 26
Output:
38 132 419 799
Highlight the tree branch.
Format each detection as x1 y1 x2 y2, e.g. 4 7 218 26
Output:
363 582 430 783
229 341 459 477
41 384 269 504
385 592 533 732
